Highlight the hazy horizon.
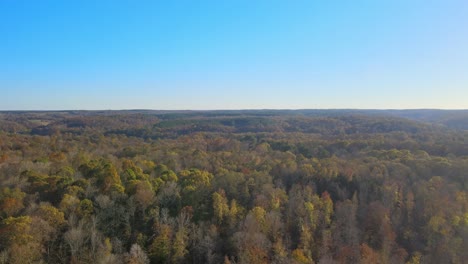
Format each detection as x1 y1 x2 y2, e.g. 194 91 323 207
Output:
2 108 468 112
2 1 468 110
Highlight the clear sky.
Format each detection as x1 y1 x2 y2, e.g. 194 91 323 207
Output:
1 0 467 110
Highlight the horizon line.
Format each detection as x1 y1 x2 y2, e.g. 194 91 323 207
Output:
1 108 468 112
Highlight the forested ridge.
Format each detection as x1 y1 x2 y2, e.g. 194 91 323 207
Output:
0 110 467 264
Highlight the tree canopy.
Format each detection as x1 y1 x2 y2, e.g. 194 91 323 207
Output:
0 110 467 263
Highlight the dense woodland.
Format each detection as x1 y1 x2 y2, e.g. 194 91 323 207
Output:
0 110 467 264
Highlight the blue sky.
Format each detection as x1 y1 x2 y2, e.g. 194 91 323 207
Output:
1 0 467 110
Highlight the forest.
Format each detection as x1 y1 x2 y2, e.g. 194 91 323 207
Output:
0 109 467 264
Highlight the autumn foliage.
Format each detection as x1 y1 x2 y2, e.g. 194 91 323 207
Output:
0 110 467 263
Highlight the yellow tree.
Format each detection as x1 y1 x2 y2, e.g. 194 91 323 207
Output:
0 216 42 263
212 189 229 223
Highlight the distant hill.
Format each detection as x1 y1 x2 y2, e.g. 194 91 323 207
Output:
1 109 467 136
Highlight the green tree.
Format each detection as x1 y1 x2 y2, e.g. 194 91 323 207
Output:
79 159 125 195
